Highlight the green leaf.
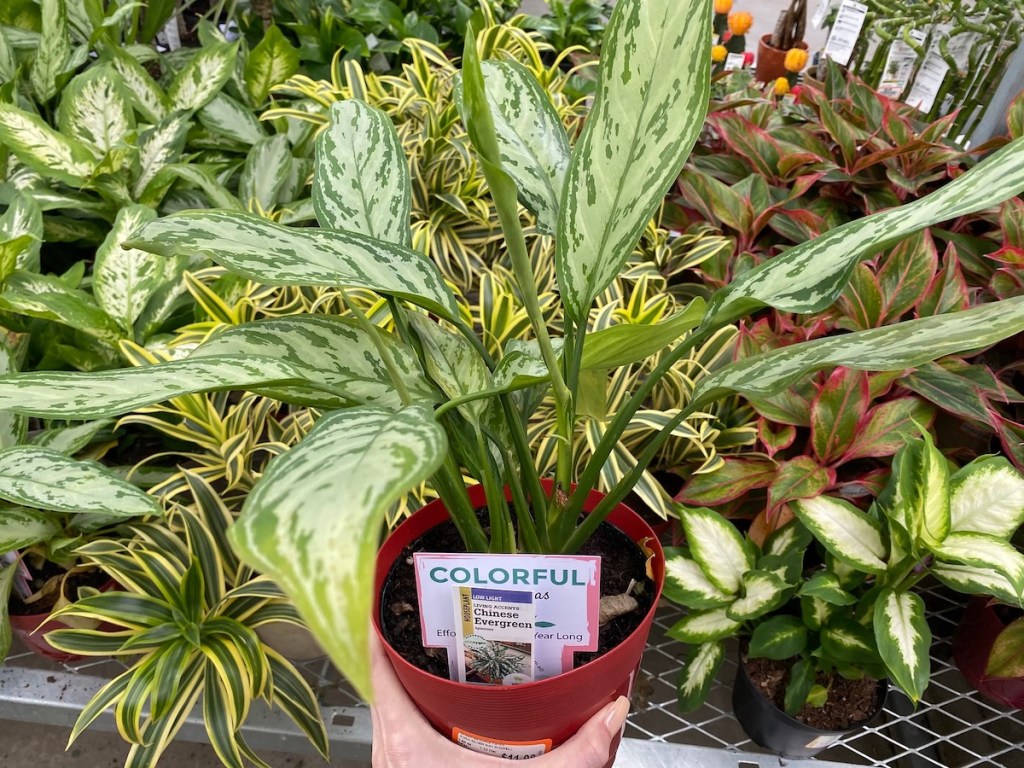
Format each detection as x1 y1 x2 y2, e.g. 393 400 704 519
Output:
783 658 815 715
31 419 113 455
197 93 266 145
874 589 930 703
948 457 1024 538
811 368 868 464
1 558 17 660
0 104 95 185
580 299 706 369
0 271 122 345
133 112 190 200
727 569 790 621
0 506 60 551
313 100 412 247
459 60 569 235
844 398 934 461
556 0 712 318
408 314 489 421
102 44 169 124
229 406 447 702
748 615 807 660
56 65 135 155
190 315 434 409
0 446 159 520
30 0 71 103
902 431 950 548
705 136 1024 327
792 496 888 573
933 563 1021 606
932 533 1024 596
93 204 160 334
127 211 459 321
676 641 724 712
244 25 299 105
0 335 24 450
767 456 832 512
0 26 16 84
676 457 777 506
168 41 238 112
0 193 43 273
691 298 1024 409
666 606 742 643
762 519 813 557
240 135 292 214
679 506 751 594
986 617 1024 678
799 572 857 606
662 548 731 609
820 618 880 665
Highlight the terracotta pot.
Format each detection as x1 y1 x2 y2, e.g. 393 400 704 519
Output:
733 651 888 757
256 621 326 662
373 482 664 764
755 34 808 83
953 597 1024 709
9 576 117 663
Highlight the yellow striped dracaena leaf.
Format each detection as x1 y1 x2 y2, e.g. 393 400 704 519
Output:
126 211 459 320
556 0 713 319
314 100 412 246
229 405 447 702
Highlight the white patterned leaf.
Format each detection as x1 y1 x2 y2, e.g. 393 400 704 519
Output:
557 0 712 318
705 136 1024 327
0 193 42 272
314 100 411 246
0 271 123 345
127 211 459 320
190 315 434 408
31 419 113 456
903 432 950 548
933 563 1020 606
663 550 732 609
676 641 724 712
56 65 135 155
197 93 266 145
168 42 238 112
103 44 168 123
873 589 930 702
666 606 742 643
0 446 159 519
93 204 160 333
240 135 292 213
0 26 15 83
727 570 790 621
679 507 751 594
949 457 1024 538
244 24 300 105
792 496 888 573
30 0 71 103
0 341 24 450
0 506 61 551
933 533 1024 596
692 298 1024 409
0 104 95 185
457 61 569 235
408 314 490 421
132 112 190 200
229 405 447 701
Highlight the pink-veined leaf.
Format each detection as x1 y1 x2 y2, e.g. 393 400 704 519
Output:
811 368 869 464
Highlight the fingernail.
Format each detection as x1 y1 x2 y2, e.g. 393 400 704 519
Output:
603 696 630 737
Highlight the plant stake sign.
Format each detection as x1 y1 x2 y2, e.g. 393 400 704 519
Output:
414 553 601 683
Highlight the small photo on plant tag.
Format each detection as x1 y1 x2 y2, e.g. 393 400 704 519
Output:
455 587 535 685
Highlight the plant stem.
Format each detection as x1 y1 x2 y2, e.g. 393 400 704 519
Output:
488 433 542 552
434 455 489 552
340 287 413 407
475 429 515 554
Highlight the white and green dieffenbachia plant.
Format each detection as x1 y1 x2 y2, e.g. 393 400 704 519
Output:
4 0 1024 700
668 433 1024 712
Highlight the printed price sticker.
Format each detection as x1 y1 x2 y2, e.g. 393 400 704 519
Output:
823 0 868 67
452 728 551 759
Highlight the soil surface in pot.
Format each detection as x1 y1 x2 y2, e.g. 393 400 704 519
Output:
381 515 654 679
8 563 107 616
745 656 882 731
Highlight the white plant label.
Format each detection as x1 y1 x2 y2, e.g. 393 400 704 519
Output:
414 552 601 682
812 0 837 30
823 1 868 67
157 17 182 52
724 53 746 72
877 29 926 100
906 52 950 114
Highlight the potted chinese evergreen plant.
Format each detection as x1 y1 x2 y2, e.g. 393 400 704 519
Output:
668 433 1024 756
3 0 1024 758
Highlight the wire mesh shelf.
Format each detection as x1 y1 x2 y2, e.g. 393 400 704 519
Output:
2 580 1021 767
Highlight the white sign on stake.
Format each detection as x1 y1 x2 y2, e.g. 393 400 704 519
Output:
823 0 868 67
906 52 951 114
724 53 746 72
414 552 601 683
812 0 837 30
877 29 927 100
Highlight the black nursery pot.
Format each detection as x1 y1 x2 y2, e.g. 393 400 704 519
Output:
732 654 888 758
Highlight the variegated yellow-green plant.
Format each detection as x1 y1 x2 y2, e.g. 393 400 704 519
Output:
3 0 1024 704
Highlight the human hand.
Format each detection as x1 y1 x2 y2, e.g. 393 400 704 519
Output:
369 634 630 768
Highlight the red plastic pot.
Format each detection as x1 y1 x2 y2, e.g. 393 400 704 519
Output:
953 597 1024 709
373 483 664 764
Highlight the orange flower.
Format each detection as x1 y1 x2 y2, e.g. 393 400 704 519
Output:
785 48 809 73
714 0 733 13
711 45 728 63
728 11 753 36
774 77 791 96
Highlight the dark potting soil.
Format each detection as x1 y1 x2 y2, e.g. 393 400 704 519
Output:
380 515 655 679
744 656 883 731
8 564 107 616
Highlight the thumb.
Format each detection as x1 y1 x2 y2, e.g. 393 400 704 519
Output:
537 696 630 767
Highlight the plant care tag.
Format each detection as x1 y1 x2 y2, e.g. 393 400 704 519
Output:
822 0 868 67
414 553 600 682
724 53 746 72
877 29 926 100
906 52 950 114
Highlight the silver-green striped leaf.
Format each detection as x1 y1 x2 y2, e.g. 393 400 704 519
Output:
692 297 1024 409
313 100 411 246
0 446 159 519
873 589 930 703
127 211 459 320
458 61 570 235
244 24 300 105
679 506 751 594
29 0 71 103
0 26 15 84
189 315 434 408
932 532 1024 596
792 496 888 574
229 405 447 702
56 65 135 155
239 135 292 214
31 419 113 456
949 457 1024 538
0 271 123 345
167 42 238 113
93 204 160 334
0 556 17 659
705 136 1024 327
0 340 24 450
556 0 712 319
408 314 489 421
103 44 169 124
197 93 266 145
0 104 95 185
132 112 190 200
676 641 724 713
0 506 61 551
